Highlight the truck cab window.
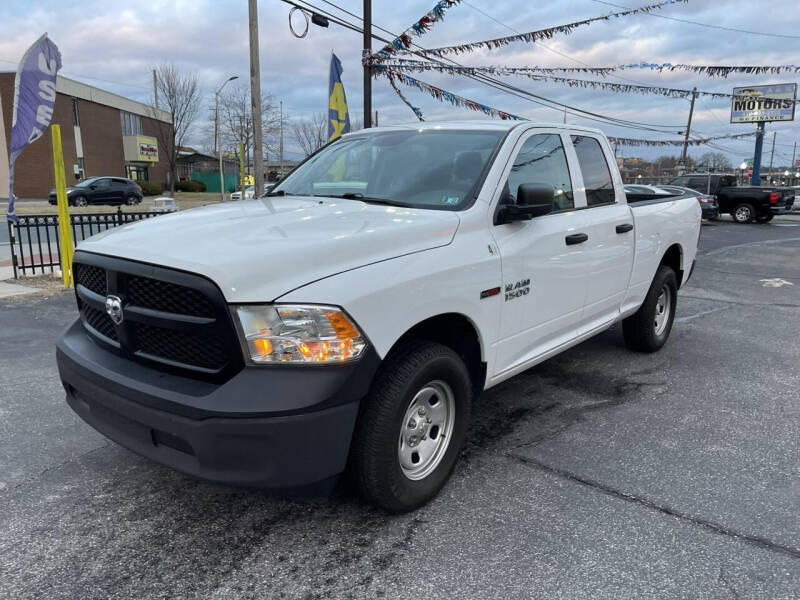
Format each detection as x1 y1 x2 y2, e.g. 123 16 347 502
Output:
507 133 573 210
687 177 709 193
571 135 615 206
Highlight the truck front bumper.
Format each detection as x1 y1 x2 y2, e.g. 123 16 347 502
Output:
57 319 380 492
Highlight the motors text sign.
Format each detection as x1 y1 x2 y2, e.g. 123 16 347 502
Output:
731 84 797 123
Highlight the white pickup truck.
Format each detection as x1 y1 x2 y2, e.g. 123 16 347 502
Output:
57 121 701 512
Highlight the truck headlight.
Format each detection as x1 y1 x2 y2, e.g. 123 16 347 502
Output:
234 305 367 364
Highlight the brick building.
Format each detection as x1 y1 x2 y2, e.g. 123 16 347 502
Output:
0 73 172 199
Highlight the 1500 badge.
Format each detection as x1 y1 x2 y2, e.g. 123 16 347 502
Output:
505 278 530 301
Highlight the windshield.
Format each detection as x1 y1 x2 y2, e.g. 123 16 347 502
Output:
74 177 101 188
272 129 505 210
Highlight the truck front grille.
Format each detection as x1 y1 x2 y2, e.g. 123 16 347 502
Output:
73 253 243 381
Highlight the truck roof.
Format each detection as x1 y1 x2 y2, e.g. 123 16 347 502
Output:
343 120 605 136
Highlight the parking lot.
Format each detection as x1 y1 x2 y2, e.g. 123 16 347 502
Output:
1 219 799 599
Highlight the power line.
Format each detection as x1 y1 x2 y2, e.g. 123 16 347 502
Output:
589 0 800 39
0 58 152 90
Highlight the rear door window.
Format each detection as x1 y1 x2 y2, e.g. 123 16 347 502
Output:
571 135 615 206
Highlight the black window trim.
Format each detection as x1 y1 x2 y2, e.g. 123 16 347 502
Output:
569 133 618 210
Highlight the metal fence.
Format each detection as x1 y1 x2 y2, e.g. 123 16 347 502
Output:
6 208 162 278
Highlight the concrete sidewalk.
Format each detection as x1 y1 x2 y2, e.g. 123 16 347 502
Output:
0 280 37 298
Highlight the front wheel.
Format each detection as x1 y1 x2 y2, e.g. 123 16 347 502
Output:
732 203 755 224
73 195 88 207
351 342 472 513
755 213 774 223
623 265 678 353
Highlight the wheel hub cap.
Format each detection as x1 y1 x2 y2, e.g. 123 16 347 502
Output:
398 380 456 481
653 285 672 336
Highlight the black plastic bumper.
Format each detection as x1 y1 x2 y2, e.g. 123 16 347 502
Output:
57 319 380 490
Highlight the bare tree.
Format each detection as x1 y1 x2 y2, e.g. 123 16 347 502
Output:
291 113 328 157
698 151 731 172
151 63 202 193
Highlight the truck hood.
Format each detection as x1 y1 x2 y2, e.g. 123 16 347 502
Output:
77 196 460 302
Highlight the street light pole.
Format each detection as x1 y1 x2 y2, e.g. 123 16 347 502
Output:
216 75 239 203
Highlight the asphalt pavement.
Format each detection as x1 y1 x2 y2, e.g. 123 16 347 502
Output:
1 220 799 599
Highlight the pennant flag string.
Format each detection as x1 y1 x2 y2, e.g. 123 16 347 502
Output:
608 132 757 147
388 73 426 121
371 0 462 63
378 69 756 149
376 62 799 103
619 63 800 77
392 0 686 59
376 69 523 120
386 58 618 76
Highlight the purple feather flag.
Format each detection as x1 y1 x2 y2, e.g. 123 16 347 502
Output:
7 33 62 222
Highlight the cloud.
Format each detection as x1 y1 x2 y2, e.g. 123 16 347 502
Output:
1 0 799 163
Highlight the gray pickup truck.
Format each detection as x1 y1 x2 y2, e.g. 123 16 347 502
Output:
667 173 794 223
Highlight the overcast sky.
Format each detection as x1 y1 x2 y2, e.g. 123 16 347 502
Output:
2 0 800 165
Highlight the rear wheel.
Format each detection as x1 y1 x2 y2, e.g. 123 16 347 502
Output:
755 213 774 223
623 265 678 353
732 203 755 224
351 342 472 513
125 194 140 206
73 195 88 207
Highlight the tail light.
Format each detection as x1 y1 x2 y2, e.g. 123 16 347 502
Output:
135 184 142 193
769 192 779 204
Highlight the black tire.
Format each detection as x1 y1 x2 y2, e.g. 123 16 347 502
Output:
732 203 755 224
623 265 678 353
351 341 472 513
125 194 140 206
755 213 774 223
73 195 88 207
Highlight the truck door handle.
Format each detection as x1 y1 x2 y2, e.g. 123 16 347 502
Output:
565 233 589 245
616 223 634 234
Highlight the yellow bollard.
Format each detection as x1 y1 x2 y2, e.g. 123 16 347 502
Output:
239 141 245 197
51 125 74 288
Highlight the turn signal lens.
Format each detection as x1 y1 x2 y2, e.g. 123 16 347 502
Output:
235 304 367 364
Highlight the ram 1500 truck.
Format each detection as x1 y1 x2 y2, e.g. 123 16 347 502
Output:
57 122 701 512
667 173 794 223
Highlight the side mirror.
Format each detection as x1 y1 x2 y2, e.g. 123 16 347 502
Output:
496 183 554 224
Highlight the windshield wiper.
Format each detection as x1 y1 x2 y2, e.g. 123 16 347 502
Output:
265 190 287 196
316 193 413 207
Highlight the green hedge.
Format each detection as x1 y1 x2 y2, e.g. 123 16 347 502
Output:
137 180 163 196
175 179 207 193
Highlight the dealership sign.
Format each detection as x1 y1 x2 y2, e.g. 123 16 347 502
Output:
139 142 158 160
730 84 797 123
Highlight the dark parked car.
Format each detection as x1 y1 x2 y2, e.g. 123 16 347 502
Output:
658 185 719 220
48 177 143 207
667 174 794 224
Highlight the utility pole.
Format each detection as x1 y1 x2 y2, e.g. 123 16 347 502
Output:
792 141 797 170
363 0 372 128
153 69 159 110
374 110 378 127
249 0 265 196
752 122 765 186
279 100 284 181
768 131 776 183
680 87 697 170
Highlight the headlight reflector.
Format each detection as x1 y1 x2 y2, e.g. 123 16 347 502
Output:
235 305 366 364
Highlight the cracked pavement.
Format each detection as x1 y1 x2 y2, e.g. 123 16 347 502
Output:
1 220 800 599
